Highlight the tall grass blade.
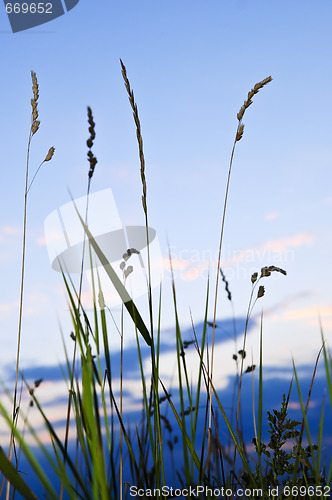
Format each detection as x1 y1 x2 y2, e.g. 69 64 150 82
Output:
0 447 38 500
72 202 152 346
0 401 59 500
257 312 263 471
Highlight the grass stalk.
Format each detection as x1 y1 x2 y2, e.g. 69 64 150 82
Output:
209 76 272 459
60 107 98 500
121 59 167 494
6 71 54 500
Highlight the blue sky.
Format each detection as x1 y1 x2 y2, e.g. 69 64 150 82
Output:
0 0 332 448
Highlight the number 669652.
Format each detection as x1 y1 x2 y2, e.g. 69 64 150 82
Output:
5 3 53 14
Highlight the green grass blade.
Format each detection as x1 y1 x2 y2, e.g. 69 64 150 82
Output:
25 382 91 497
159 378 202 475
135 331 156 477
317 395 325 473
81 349 109 499
292 360 317 476
73 202 152 346
0 401 59 500
257 312 263 473
0 447 38 500
208 376 257 487
321 331 332 409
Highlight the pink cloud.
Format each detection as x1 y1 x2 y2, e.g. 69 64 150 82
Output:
181 261 210 281
262 232 315 253
0 225 21 243
222 232 315 267
160 232 315 283
265 212 279 221
162 256 190 271
162 256 211 282
37 236 46 246
288 401 317 410
284 305 332 320
2 225 20 235
0 301 19 318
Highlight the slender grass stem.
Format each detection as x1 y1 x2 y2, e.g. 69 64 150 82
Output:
209 76 272 458
120 304 124 500
6 121 33 500
60 107 97 500
209 127 239 435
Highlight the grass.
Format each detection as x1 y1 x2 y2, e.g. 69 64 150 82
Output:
0 64 331 499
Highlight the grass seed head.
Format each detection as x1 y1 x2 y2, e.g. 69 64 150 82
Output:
261 265 287 278
120 59 147 215
251 272 258 284
86 106 98 179
31 71 40 135
44 147 55 162
87 106 96 148
236 123 245 142
31 120 40 135
237 76 272 122
31 71 39 102
30 71 40 134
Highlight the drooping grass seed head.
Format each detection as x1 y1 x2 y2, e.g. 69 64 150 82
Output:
237 76 272 123
120 59 147 215
260 265 287 278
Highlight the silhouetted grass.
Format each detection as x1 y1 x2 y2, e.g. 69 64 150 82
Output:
0 65 330 500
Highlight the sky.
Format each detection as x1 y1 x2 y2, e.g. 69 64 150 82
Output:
0 0 332 454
